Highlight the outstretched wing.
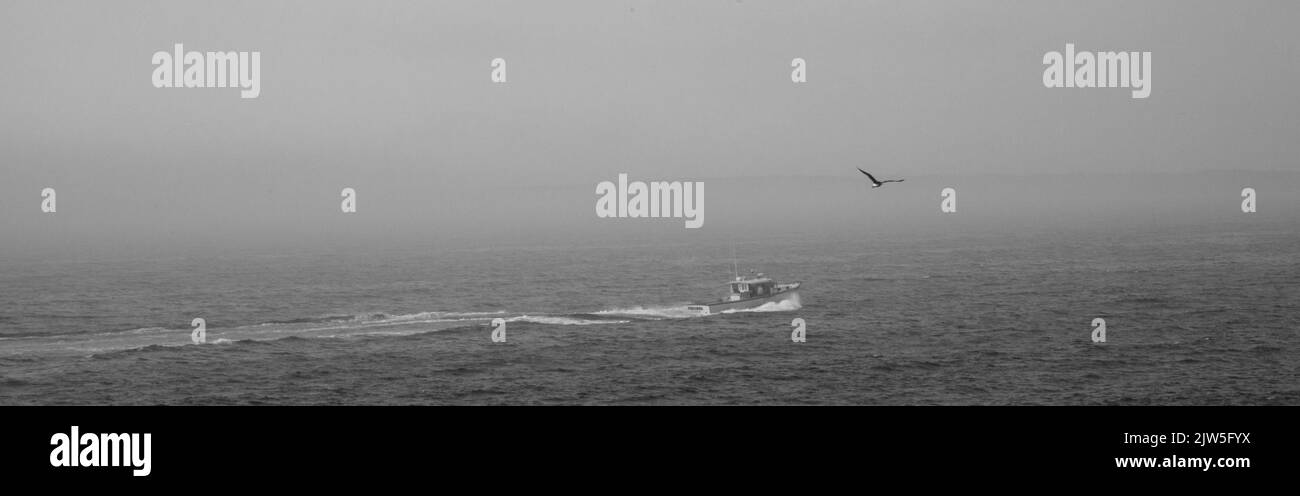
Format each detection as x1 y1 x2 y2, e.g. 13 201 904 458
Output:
856 168 880 183
881 179 905 183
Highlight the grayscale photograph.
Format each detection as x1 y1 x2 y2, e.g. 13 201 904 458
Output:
1 0 1296 408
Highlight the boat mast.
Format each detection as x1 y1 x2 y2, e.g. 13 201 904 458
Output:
731 243 738 279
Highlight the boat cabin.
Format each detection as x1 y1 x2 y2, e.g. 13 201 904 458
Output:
727 274 775 301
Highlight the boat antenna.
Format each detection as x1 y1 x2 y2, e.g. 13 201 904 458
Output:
731 243 738 279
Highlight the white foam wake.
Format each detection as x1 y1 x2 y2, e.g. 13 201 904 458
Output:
592 305 704 320
364 310 506 323
505 315 630 326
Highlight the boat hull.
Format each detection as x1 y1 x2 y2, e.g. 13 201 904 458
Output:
687 286 800 315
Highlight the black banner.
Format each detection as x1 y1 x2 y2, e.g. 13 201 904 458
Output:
1 407 1291 486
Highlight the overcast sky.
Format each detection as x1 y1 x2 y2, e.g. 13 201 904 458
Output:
1 1 1296 256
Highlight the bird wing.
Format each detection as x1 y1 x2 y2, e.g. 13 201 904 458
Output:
882 179 904 183
856 168 880 183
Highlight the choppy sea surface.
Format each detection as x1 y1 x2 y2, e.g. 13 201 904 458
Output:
1 220 1297 405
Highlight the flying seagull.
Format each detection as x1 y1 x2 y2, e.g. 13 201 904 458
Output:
857 168 904 188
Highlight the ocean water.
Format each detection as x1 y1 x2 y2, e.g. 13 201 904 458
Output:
1 220 1297 405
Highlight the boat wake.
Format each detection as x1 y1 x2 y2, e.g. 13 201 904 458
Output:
4 298 796 358
590 305 706 320
588 296 801 319
505 315 630 326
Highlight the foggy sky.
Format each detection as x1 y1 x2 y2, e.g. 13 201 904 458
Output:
1 1 1297 257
